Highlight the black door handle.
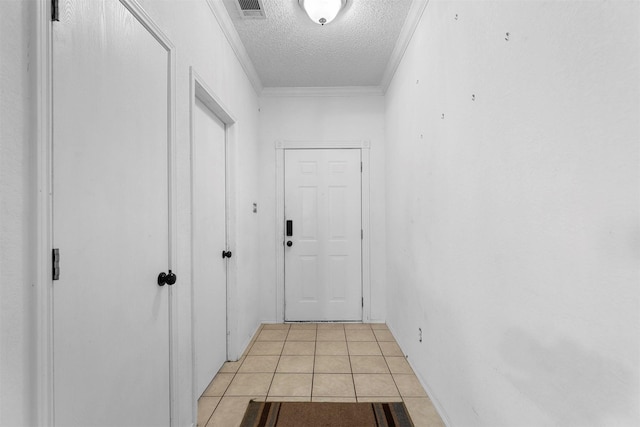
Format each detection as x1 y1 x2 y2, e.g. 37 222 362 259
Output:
158 270 177 286
222 250 232 259
166 270 176 285
286 241 293 247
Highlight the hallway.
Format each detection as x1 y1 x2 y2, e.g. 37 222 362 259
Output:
1 0 638 425
198 323 444 427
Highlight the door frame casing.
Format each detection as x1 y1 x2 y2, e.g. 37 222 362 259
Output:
275 141 372 323
188 67 238 421
36 0 179 424
35 0 54 424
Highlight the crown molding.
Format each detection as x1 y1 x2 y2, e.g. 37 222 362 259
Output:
261 86 384 97
380 0 429 93
205 0 263 95
205 0 427 97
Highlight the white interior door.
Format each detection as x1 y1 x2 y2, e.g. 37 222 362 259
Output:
52 1 172 425
284 149 362 321
193 98 227 397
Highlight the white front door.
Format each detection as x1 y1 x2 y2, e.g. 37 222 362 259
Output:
52 1 172 425
193 97 228 397
284 149 362 321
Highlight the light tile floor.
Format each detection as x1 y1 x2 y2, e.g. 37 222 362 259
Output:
198 323 445 427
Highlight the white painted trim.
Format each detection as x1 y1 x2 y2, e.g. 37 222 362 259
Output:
36 0 54 425
261 86 384 98
380 0 429 93
194 78 236 125
361 148 372 322
386 323 452 426
276 140 371 150
225 120 240 362
274 142 372 323
239 322 262 362
204 0 263 95
233 322 262 368
188 66 239 424
275 149 285 322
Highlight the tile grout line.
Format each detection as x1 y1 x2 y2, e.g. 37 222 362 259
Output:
376 330 404 402
264 324 287 400
313 324 347 401
200 373 227 425
310 325 317 401
347 328 358 402
206 324 262 426
201 396 220 427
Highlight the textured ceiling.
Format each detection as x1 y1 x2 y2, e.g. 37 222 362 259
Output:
222 0 413 88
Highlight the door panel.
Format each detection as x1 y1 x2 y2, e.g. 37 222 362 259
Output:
285 149 362 321
193 98 227 397
53 1 171 425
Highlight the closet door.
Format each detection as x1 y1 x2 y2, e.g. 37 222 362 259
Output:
53 1 172 425
193 97 228 397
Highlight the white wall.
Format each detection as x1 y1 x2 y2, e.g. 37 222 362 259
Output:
257 95 387 322
385 1 639 426
0 1 37 425
0 0 262 425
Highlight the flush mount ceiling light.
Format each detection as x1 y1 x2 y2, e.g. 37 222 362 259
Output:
299 0 347 26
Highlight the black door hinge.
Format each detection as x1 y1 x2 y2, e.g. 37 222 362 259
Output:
52 248 60 280
362 297 364 307
52 0 59 21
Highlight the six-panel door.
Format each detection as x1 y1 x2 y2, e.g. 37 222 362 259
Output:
284 149 362 321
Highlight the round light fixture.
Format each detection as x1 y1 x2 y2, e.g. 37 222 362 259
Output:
299 0 347 26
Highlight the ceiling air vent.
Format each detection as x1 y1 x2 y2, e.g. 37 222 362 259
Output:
236 0 266 19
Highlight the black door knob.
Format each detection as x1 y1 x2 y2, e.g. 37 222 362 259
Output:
157 270 177 286
222 250 232 259
286 241 293 247
166 270 177 285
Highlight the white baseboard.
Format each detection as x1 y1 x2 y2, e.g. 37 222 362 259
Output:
233 322 263 360
386 323 453 427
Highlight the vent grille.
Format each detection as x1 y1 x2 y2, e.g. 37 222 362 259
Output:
236 0 266 18
238 0 260 10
